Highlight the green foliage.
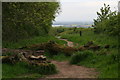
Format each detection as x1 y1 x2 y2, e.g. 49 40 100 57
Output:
24 38 76 56
77 51 118 78
57 28 65 33
45 52 70 61
70 51 93 64
28 63 57 75
105 14 119 35
99 63 118 78
2 62 57 78
93 3 119 36
108 52 119 64
2 62 35 78
51 53 70 61
45 40 63 55
27 40 76 56
3 35 66 49
45 42 77 56
60 28 118 48
2 52 15 56
49 27 68 36
62 47 77 56
59 27 118 78
2 2 60 42
94 4 115 22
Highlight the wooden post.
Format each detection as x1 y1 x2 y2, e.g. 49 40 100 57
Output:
80 31 82 36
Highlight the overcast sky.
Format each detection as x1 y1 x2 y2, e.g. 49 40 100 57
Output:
54 0 119 22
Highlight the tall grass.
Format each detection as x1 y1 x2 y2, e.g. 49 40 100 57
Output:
2 61 57 78
3 35 66 49
60 27 118 78
70 50 93 64
2 27 118 78
69 50 118 78
45 52 70 61
60 28 118 47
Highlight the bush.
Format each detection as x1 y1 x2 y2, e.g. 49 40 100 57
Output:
95 49 108 55
50 53 70 61
28 63 57 74
62 47 77 56
2 62 30 78
93 3 119 36
45 40 63 55
106 53 119 64
70 51 93 64
2 52 15 56
57 28 65 33
2 61 57 78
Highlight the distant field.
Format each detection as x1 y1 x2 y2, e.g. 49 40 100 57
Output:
52 21 93 28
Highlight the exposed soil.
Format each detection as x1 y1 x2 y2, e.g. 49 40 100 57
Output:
46 60 98 78
59 39 74 47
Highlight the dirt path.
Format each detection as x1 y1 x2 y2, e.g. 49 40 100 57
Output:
46 60 98 78
59 38 74 47
46 37 98 78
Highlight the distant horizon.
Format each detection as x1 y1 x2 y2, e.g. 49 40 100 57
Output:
54 0 118 23
52 21 93 28
53 21 94 23
53 21 93 25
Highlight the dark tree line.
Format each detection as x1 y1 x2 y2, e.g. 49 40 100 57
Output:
2 2 60 42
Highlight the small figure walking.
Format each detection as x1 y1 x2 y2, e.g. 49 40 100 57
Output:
80 31 82 36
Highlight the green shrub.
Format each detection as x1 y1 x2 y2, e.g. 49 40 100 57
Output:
93 3 119 36
28 63 57 75
62 46 77 56
45 41 63 55
95 49 108 55
2 52 15 56
46 53 70 61
70 50 93 64
107 53 119 64
2 61 57 78
57 28 65 33
2 62 30 78
76 51 118 78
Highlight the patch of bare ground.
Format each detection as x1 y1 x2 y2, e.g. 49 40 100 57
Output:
59 39 74 47
46 60 98 78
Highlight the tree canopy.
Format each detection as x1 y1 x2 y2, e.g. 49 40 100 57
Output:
93 3 119 36
2 2 60 42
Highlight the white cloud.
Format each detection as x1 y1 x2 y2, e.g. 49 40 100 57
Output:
55 0 118 22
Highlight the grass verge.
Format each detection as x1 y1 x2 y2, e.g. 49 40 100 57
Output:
70 50 118 78
60 28 118 78
2 61 57 78
3 35 66 49
45 52 70 61
60 28 118 47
